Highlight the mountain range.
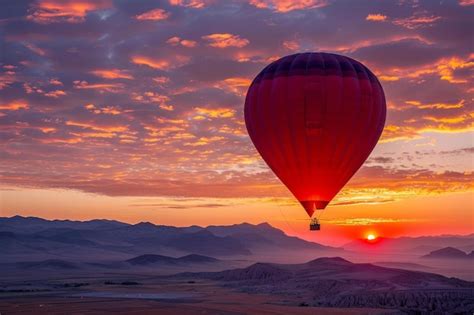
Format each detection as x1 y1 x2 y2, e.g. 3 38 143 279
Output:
0 216 339 263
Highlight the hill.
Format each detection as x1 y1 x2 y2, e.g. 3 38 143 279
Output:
422 247 473 259
183 257 474 313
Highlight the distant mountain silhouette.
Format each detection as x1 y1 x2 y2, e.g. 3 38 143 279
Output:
183 257 474 313
422 246 473 259
0 216 337 262
344 234 474 254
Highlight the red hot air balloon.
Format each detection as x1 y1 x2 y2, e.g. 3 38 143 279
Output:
244 53 386 230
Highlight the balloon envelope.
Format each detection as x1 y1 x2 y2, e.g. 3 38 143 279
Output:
244 52 386 217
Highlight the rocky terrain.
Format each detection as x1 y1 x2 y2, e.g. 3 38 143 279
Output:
182 257 474 313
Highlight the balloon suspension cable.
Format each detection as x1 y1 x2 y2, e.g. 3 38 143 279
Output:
276 198 300 235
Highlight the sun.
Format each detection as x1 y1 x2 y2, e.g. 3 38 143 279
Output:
367 234 376 241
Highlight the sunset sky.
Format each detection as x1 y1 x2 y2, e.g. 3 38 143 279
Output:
0 0 472 245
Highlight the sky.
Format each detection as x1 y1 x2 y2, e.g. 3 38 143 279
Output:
0 0 472 245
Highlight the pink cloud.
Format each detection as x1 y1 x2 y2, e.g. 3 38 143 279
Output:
366 14 387 22
135 8 170 21
202 33 249 48
44 90 67 98
166 36 198 48
90 69 134 80
131 55 190 70
0 100 29 111
169 0 212 9
249 0 327 12
27 0 113 24
73 80 124 93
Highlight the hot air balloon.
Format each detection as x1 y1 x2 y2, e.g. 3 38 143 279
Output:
244 52 386 231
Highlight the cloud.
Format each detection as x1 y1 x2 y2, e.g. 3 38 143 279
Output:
73 80 124 92
366 14 387 22
131 55 190 70
393 14 442 30
49 78 63 85
0 0 471 206
0 101 29 111
166 36 198 48
44 90 67 98
282 40 300 51
249 0 328 12
169 0 212 9
0 74 16 90
90 69 134 80
202 33 250 48
458 0 474 5
85 104 122 115
194 107 235 119
214 77 252 96
23 43 47 56
27 0 113 24
135 8 170 21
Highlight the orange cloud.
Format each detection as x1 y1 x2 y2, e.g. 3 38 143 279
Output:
160 104 174 111
166 36 197 48
405 100 465 109
131 55 190 70
85 104 121 115
65 121 128 133
27 0 113 24
381 112 474 142
423 113 472 124
44 90 67 98
0 101 29 111
249 0 327 12
41 137 83 144
194 107 235 118
436 57 474 84
49 78 63 85
152 76 170 86
214 77 252 95
366 14 387 22
380 55 473 84
169 0 211 8
90 69 134 80
393 14 442 29
378 75 400 81
185 136 225 146
202 33 249 48
283 40 300 50
132 91 170 105
135 8 170 21
73 80 124 92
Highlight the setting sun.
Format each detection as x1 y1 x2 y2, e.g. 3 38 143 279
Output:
367 234 377 241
